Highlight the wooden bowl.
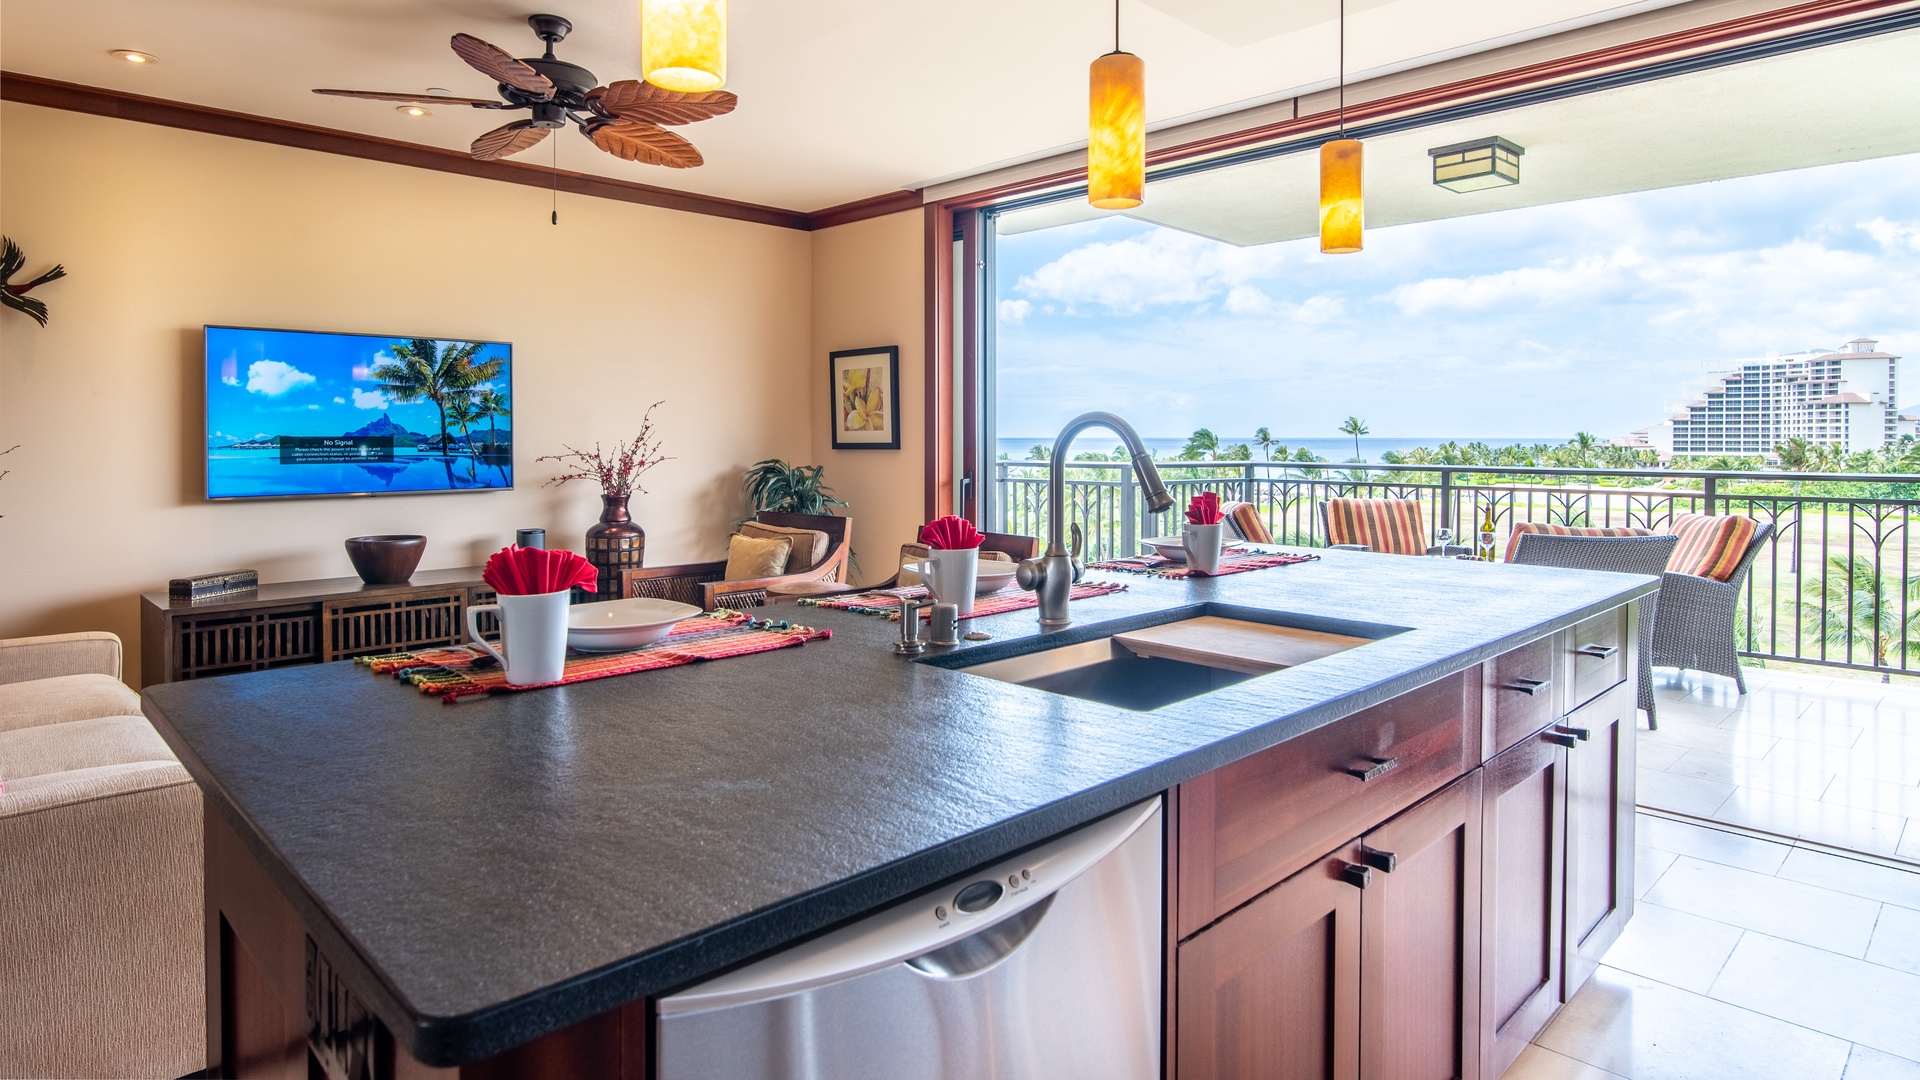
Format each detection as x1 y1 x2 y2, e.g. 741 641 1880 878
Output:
344 535 427 585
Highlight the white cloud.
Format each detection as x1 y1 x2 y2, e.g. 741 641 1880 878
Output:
1862 217 1920 252
351 388 390 410
333 396 346 404
222 375 240 387
1387 249 1645 316
244 359 316 396
999 298 1032 325
1016 228 1288 313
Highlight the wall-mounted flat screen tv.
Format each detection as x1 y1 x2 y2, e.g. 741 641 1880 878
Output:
204 325 513 500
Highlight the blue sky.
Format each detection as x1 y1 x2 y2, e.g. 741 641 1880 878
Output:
205 328 511 444
995 152 1920 441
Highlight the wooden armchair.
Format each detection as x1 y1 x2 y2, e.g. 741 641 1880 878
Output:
620 513 853 611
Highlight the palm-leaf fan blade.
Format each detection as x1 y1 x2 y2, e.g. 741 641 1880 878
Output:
588 120 702 168
450 33 554 97
586 81 737 126
313 89 504 107
471 120 549 160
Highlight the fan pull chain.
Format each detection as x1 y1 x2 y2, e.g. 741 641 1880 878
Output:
551 137 559 225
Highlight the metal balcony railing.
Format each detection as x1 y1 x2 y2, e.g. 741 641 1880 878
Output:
990 458 1920 677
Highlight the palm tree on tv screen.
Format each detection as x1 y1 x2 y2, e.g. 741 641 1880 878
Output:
477 389 511 450
370 339 502 456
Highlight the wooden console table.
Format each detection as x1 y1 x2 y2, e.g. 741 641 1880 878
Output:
140 568 497 685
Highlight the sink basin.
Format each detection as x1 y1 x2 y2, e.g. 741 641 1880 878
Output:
927 604 1408 712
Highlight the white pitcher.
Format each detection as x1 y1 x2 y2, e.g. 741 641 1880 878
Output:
924 547 980 617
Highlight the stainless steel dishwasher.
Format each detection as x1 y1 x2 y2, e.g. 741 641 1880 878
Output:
655 796 1163 1080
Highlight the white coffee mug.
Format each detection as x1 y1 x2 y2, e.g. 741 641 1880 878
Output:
465 589 571 686
924 547 980 617
1184 522 1224 575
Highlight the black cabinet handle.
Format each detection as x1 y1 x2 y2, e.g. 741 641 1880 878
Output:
1357 846 1397 873
1341 863 1373 890
1345 756 1398 782
1505 677 1552 696
1555 724 1591 742
1577 643 1619 659
1544 731 1579 748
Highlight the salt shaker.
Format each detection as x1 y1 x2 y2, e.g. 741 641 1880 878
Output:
929 603 960 646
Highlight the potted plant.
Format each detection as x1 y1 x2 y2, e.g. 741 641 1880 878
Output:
538 402 671 599
743 459 847 516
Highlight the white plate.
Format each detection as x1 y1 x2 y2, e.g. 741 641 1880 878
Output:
566 597 702 652
1139 536 1247 563
906 560 1021 596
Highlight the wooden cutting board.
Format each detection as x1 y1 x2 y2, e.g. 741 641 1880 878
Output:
1112 616 1370 675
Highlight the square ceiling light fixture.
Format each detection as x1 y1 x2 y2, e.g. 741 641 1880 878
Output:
1428 137 1524 192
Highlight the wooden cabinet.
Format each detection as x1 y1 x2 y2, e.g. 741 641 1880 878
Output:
1177 856 1362 1080
1566 608 1629 712
1478 729 1569 1080
1484 634 1561 756
1177 774 1485 1080
1359 772 1484 1080
1562 681 1636 995
1179 671 1479 936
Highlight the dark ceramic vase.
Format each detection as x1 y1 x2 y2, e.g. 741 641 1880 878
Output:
584 493 645 600
344 535 427 585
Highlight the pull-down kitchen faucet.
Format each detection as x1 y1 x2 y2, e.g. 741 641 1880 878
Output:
1017 412 1174 627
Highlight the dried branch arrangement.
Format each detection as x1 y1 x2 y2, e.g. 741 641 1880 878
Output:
538 402 672 496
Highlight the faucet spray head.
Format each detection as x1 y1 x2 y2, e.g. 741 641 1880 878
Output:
1133 452 1174 514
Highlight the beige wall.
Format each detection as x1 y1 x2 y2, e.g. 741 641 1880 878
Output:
0 102 815 680
810 210 927 585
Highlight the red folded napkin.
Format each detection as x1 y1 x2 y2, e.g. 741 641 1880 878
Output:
483 545 600 595
920 515 984 550
1186 492 1223 525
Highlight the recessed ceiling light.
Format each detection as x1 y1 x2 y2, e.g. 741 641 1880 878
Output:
110 49 157 65
397 105 432 117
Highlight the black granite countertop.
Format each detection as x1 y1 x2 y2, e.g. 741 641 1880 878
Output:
142 548 1655 1066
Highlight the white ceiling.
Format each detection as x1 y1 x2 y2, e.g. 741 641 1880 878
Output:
998 27 1920 243
2 0 1694 212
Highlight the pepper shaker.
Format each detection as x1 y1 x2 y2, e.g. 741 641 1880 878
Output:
929 603 960 646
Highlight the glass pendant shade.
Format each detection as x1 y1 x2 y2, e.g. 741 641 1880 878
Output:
1320 138 1364 254
641 0 727 93
1088 51 1145 210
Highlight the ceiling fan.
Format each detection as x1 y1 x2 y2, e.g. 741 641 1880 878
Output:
313 14 734 169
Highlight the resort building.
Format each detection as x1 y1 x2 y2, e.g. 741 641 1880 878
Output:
1651 338 1909 457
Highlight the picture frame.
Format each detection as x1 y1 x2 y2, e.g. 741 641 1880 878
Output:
829 346 901 450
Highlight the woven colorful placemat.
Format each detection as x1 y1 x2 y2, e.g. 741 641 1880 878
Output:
355 610 830 702
1087 550 1320 579
799 581 1127 620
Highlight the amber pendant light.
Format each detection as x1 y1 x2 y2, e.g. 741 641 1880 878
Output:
1320 0 1363 254
1088 0 1145 210
641 0 727 93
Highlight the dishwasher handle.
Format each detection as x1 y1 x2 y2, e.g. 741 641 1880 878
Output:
656 796 1162 1016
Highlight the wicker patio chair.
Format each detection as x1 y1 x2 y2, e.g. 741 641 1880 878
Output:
1649 521 1774 694
620 512 853 611
1509 532 1679 728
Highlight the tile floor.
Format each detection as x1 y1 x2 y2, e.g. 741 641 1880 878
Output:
1639 666 1920 863
1507 812 1920 1080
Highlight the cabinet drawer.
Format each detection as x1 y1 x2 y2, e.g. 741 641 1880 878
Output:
1486 634 1562 757
1178 670 1478 938
1567 608 1629 712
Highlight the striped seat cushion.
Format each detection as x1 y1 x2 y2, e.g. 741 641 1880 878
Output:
1220 501 1274 544
1503 522 1652 563
1667 514 1758 581
1324 498 1426 556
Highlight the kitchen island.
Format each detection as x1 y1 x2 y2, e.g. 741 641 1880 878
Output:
143 547 1657 1078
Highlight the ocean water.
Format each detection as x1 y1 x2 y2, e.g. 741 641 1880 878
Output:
995 435 1559 465
207 448 511 498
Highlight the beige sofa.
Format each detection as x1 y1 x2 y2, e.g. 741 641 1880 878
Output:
0 633 204 1080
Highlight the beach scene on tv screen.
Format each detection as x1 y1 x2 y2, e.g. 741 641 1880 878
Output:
205 327 512 499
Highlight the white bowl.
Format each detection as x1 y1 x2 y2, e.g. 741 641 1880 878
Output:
566 597 702 652
907 560 1021 596
1140 536 1245 563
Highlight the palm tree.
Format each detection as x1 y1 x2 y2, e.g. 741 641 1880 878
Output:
1801 555 1920 680
445 394 483 458
1568 431 1600 467
1026 444 1051 461
1253 426 1275 461
1339 416 1369 461
371 339 502 455
1774 436 1813 472
473 388 511 450
1182 427 1219 461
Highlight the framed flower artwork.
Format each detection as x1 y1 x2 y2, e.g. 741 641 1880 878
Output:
829 346 900 450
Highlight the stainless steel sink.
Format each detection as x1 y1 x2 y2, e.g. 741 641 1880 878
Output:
927 605 1408 712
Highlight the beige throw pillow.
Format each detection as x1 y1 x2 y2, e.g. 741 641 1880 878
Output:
724 533 792 580
738 521 830 569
